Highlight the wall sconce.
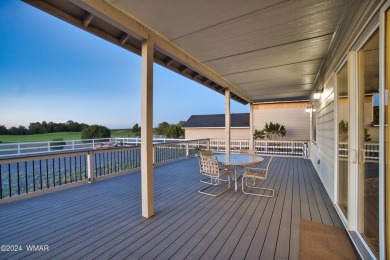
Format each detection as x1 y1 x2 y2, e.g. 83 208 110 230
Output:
313 92 321 100
306 106 316 113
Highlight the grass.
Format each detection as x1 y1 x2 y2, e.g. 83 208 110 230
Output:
0 130 136 143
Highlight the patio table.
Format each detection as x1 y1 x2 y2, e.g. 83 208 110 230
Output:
214 153 264 192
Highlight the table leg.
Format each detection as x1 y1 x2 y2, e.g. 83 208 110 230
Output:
234 165 237 192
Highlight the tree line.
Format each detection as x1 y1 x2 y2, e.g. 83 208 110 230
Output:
130 121 185 138
0 120 187 139
0 120 90 135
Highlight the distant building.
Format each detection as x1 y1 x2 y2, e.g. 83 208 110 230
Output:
183 100 310 141
182 113 249 140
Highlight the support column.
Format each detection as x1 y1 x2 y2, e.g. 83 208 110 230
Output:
249 103 255 150
225 88 231 154
141 38 154 218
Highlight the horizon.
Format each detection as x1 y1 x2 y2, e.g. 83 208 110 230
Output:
0 1 248 130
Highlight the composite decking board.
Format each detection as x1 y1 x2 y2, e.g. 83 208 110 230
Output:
259 157 293 260
228 157 285 260
95 185 231 260
142 189 252 260
152 184 248 260
303 159 334 226
31 168 206 259
301 159 322 223
19 178 199 260
274 156 296 259
298 158 311 220
82 177 236 259
0 161 194 225
0 157 344 260
177 167 272 259
244 157 289 259
3 160 203 260
288 158 302 260
205 157 281 260
0 168 185 241
8 171 203 258
309 162 344 228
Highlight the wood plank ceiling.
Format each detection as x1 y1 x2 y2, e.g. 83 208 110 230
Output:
24 0 352 103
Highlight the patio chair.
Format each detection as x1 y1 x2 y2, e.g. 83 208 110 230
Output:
237 148 259 174
239 148 257 155
198 155 231 196
242 156 274 197
199 150 213 156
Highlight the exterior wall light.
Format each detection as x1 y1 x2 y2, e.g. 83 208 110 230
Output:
305 107 311 113
313 92 321 100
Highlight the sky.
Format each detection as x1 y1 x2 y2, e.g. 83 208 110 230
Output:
0 1 248 129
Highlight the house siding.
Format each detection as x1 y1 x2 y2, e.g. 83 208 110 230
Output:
184 128 249 140
311 75 336 201
253 102 310 141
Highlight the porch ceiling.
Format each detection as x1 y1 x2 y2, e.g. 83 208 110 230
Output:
24 0 351 103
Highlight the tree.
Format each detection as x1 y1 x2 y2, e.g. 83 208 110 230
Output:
165 124 181 138
8 125 28 135
339 120 348 142
81 125 111 139
253 129 265 140
0 125 8 135
255 122 286 140
155 122 170 135
262 122 286 140
176 121 185 137
132 123 141 136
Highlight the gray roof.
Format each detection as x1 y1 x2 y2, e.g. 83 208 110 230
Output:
183 113 249 128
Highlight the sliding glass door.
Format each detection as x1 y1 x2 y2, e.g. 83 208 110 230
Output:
357 29 380 256
337 62 349 219
384 5 390 257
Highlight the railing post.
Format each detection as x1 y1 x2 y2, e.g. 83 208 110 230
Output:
186 142 190 158
72 140 75 151
207 139 210 150
152 145 156 165
87 151 95 183
92 139 95 149
48 142 51 152
18 144 21 155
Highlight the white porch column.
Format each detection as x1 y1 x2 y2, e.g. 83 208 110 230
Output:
225 88 231 154
249 103 255 150
141 38 154 218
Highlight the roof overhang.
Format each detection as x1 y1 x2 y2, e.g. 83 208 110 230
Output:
23 0 352 105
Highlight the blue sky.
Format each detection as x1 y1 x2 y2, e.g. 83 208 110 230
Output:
0 1 248 129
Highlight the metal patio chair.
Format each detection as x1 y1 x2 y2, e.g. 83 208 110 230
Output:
198 155 231 197
242 156 274 197
239 149 257 155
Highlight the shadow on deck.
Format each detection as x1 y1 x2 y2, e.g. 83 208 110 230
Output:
0 157 343 260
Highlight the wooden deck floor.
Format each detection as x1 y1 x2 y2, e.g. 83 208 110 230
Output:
0 157 343 260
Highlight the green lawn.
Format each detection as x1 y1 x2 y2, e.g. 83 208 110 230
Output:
0 130 136 143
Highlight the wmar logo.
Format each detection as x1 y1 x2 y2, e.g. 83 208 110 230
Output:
26 245 49 251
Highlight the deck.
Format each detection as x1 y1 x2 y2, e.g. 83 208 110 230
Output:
0 156 343 260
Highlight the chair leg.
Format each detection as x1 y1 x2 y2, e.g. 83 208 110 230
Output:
241 176 274 197
200 177 220 186
199 175 230 197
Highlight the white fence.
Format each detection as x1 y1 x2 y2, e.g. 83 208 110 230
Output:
0 138 311 158
0 137 186 158
209 139 308 157
339 142 380 160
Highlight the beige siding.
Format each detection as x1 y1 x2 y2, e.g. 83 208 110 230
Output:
311 75 336 200
253 102 310 141
184 128 249 140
